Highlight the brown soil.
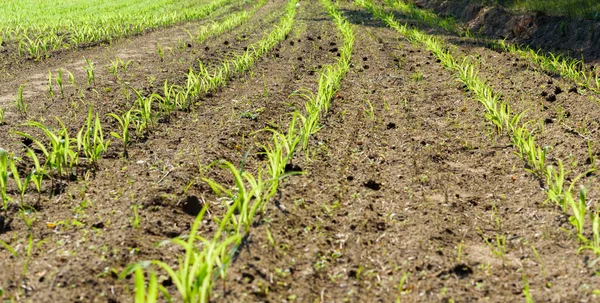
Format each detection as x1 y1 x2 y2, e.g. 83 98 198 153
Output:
1 1 600 302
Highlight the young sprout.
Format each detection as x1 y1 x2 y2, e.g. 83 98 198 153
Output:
157 43 164 62
56 68 65 99
77 108 110 168
47 70 54 99
108 109 133 157
67 70 77 88
107 58 120 78
0 149 10 209
26 149 46 197
0 108 5 125
8 155 31 204
14 84 27 117
83 57 96 86
121 59 133 74
14 118 78 179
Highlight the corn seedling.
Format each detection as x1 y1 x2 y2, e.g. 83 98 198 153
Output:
157 43 164 62
121 59 133 74
14 119 78 178
131 204 140 228
203 160 267 234
566 186 588 243
0 108 5 125
108 58 120 76
83 57 95 86
364 100 375 121
0 149 10 209
580 210 600 254
8 155 32 204
67 69 77 88
56 68 65 98
395 272 410 302
77 108 110 168
14 84 27 117
522 275 534 303
131 92 157 137
47 70 54 99
257 125 301 206
108 109 133 157
122 205 241 303
26 149 45 196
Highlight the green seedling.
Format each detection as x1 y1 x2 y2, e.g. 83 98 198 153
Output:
107 58 120 78
157 43 164 62
14 118 77 178
567 186 588 243
77 108 110 168
14 84 27 117
83 57 95 86
122 59 133 74
203 160 267 234
108 109 133 157
26 149 46 196
0 108 5 125
131 204 140 228
9 155 32 204
396 272 410 302
0 149 11 209
56 68 65 98
522 275 534 303
410 71 423 81
580 210 600 254
588 141 597 170
122 205 241 303
67 70 77 88
132 92 157 137
364 100 375 120
47 70 54 99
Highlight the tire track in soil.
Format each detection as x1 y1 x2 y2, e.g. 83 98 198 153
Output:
0 1 342 302
213 5 600 302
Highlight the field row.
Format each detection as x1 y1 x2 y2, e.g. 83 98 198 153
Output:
0 0 599 301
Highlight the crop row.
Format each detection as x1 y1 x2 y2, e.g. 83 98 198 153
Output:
384 0 600 94
359 0 600 255
121 0 356 301
0 0 271 216
0 0 237 60
118 1 300 302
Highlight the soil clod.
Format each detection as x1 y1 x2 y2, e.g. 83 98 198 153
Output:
181 195 202 216
364 180 382 191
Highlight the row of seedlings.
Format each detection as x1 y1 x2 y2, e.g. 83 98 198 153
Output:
358 0 600 254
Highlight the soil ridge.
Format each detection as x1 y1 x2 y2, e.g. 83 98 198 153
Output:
411 0 600 62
